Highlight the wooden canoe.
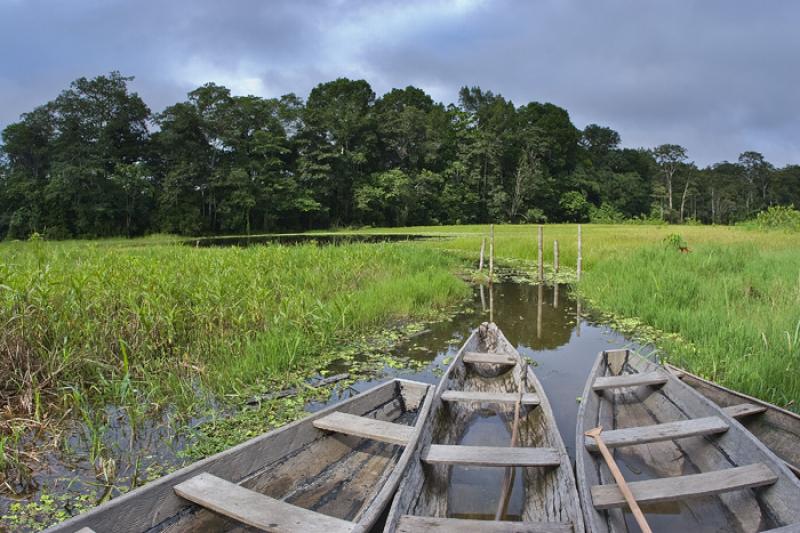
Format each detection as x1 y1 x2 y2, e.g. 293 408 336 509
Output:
665 363 800 478
385 322 585 533
577 349 800 532
45 378 434 533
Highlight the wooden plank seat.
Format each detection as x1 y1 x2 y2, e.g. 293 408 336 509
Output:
396 515 573 532
174 472 354 533
462 351 516 365
422 445 560 467
584 416 729 451
592 371 668 391
441 390 540 405
723 403 768 418
312 411 414 446
591 463 778 510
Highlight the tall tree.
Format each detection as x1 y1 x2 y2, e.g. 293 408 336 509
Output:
653 144 688 220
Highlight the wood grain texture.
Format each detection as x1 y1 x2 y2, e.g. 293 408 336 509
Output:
462 351 516 365
173 472 355 533
441 390 540 405
724 403 769 418
591 463 778 510
591 371 667 391
396 515 573 532
583 416 729 451
313 412 415 445
422 445 560 467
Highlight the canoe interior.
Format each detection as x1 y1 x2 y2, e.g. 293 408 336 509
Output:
46 379 430 533
577 350 800 533
387 323 584 532
668 364 800 477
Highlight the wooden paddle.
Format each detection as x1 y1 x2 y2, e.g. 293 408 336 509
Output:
585 426 652 533
495 363 527 520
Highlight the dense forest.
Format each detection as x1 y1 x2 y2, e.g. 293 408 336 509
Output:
1 72 798 239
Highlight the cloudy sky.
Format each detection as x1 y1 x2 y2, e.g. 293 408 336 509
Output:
2 0 798 166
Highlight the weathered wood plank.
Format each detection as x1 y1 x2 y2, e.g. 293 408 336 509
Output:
592 371 667 391
584 416 729 451
723 403 769 419
462 351 516 365
312 411 414 446
173 472 354 533
74 528 97 533
591 463 778 510
396 515 572 532
759 524 800 532
422 445 560 467
441 390 540 405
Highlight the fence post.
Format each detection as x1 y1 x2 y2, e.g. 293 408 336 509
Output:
553 240 559 274
489 224 495 284
479 237 486 272
537 225 544 282
577 224 583 282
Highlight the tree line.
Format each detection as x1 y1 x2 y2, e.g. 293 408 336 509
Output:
1 71 798 239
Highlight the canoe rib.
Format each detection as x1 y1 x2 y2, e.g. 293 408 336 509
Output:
590 463 778 510
441 390 540 405
592 371 667 391
723 403 768 418
173 472 355 533
397 515 573 532
583 416 729 451
312 411 415 446
422 445 560 467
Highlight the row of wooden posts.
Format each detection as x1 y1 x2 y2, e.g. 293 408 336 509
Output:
478 224 584 283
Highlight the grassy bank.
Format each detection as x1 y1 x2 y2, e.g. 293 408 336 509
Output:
0 239 469 514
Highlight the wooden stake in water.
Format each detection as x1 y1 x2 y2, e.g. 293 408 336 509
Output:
554 282 559 309
537 283 543 339
489 224 495 284
537 225 544 282
553 240 559 274
479 237 486 272
577 224 583 282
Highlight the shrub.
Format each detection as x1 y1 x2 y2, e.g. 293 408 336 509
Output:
753 205 800 231
589 203 625 224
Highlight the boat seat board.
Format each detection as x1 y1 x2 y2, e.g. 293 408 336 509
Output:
312 411 414 446
723 403 768 418
462 351 516 365
592 371 668 391
590 463 778 510
396 515 573 532
422 445 561 467
441 390 540 405
173 472 354 533
584 416 729 451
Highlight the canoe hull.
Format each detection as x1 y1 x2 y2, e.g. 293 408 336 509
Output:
576 349 800 533
45 379 433 533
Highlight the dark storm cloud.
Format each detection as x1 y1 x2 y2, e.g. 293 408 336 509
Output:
1 0 799 165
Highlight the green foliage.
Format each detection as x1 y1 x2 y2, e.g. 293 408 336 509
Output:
589 202 625 223
559 191 591 222
662 233 688 250
753 205 800 231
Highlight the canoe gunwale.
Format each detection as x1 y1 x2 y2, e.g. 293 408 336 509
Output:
43 378 433 533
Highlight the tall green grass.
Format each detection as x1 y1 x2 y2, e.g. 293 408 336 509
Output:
0 241 468 414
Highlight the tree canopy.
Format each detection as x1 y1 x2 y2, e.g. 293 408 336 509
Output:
1 72 797 239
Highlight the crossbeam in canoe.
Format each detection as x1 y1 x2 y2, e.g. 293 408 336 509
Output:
583 416 729 451
723 403 768 418
462 351 516 365
592 371 667 391
441 390 540 405
591 463 778 510
397 515 573 532
422 445 560 467
173 472 354 533
312 412 414 446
